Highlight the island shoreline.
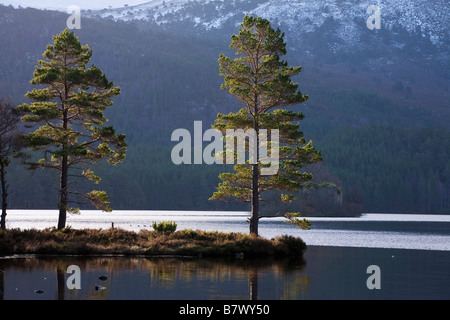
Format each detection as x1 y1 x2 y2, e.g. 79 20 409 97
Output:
0 227 307 258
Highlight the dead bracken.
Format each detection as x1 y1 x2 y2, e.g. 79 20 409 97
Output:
0 227 306 258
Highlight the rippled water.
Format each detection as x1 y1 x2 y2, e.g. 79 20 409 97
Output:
5 210 450 251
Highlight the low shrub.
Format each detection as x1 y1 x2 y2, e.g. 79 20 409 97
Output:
274 235 307 257
152 220 177 233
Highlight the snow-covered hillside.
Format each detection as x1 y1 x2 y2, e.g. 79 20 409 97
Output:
0 0 145 10
85 0 449 48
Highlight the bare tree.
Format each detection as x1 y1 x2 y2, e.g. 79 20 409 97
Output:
0 99 22 230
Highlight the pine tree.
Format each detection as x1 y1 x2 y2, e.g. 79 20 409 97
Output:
17 29 126 230
210 15 322 236
0 99 22 230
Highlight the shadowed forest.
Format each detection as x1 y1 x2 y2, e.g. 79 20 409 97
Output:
0 6 449 216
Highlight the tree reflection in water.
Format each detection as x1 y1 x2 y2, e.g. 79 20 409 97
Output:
0 255 308 300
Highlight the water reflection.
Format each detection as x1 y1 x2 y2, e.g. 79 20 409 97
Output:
2 246 449 300
0 255 308 300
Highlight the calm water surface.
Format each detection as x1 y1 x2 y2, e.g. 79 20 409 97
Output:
1 211 449 300
0 247 449 300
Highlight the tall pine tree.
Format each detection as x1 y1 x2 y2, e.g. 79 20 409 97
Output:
17 29 126 229
0 99 22 230
210 15 322 236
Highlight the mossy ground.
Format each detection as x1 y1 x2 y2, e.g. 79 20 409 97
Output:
0 227 306 258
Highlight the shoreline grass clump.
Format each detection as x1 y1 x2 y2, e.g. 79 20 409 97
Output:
0 227 306 258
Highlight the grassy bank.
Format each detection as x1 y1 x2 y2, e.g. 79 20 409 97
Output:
0 227 306 258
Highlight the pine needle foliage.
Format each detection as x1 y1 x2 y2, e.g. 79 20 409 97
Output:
17 29 126 229
210 15 322 235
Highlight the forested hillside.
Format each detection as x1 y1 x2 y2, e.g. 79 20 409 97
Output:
319 126 450 213
0 5 449 215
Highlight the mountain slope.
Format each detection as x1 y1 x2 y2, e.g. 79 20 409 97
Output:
0 5 449 214
87 0 448 39
86 0 449 57
85 0 450 127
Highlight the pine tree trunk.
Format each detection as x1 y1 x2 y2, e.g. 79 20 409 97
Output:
58 94 69 230
58 155 68 230
0 162 7 230
250 163 259 236
58 76 69 230
249 116 259 236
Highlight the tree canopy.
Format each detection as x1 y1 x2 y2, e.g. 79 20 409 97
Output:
210 15 323 236
17 29 127 229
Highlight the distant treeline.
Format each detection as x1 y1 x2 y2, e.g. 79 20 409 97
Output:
318 125 450 213
6 125 450 215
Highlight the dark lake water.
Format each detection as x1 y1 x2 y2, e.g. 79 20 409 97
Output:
0 246 449 300
1 211 449 300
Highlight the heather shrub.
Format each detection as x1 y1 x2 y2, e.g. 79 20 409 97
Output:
152 220 177 233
